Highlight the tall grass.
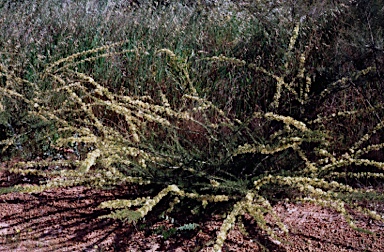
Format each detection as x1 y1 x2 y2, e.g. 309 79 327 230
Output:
1 0 384 250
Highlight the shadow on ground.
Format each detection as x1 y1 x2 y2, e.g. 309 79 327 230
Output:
1 166 384 252
0 168 284 251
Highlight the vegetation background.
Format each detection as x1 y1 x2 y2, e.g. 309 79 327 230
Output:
1 0 384 251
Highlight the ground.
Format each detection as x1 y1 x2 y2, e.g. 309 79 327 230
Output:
1 164 384 252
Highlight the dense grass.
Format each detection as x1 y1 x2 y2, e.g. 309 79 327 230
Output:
1 0 384 250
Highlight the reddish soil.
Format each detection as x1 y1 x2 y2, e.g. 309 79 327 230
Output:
1 165 384 252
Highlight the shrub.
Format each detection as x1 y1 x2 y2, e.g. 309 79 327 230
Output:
1 0 383 250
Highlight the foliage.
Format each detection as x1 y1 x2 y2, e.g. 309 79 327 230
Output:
1 0 384 251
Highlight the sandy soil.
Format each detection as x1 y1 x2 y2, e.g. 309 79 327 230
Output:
1 165 384 252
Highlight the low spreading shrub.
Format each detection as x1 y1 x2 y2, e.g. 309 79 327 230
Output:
1 0 383 250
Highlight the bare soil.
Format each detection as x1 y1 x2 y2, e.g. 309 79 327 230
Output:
1 163 384 252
